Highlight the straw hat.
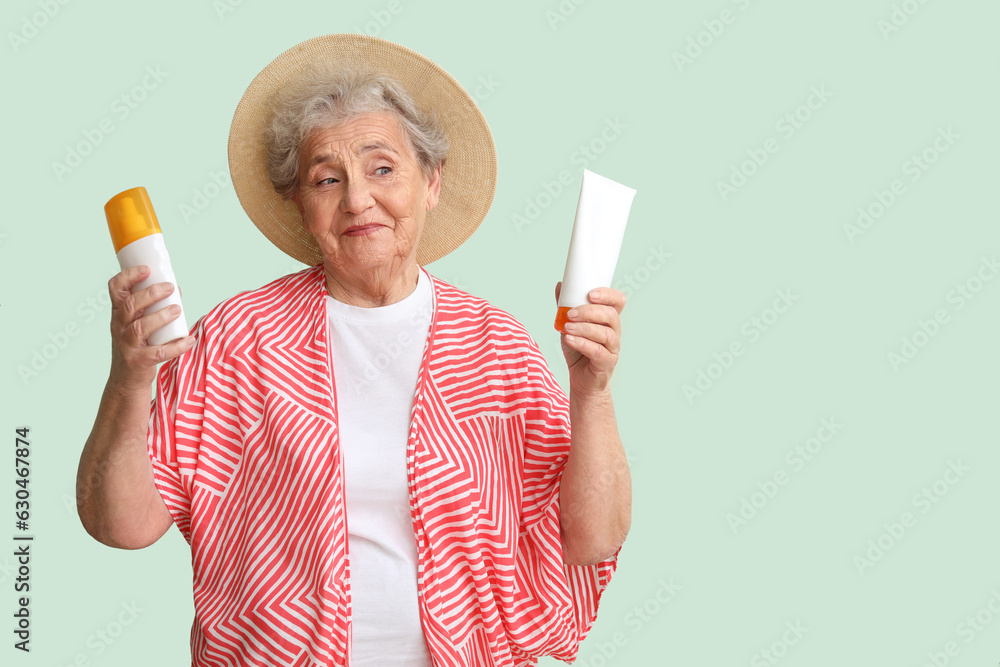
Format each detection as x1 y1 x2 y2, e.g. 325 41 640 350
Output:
228 34 497 266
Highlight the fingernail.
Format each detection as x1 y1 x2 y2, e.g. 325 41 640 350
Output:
567 309 579 319
589 290 600 299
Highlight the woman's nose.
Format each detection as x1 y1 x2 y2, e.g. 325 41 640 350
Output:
340 176 375 214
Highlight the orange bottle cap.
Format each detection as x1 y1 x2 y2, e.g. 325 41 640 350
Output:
105 186 161 253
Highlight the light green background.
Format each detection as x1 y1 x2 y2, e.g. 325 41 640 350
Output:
2 0 999 664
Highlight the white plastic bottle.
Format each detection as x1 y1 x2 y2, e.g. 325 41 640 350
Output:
104 186 188 346
555 170 637 332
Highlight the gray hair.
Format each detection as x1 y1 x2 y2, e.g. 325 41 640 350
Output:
265 65 449 200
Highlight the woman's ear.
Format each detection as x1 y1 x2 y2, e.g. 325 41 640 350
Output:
425 164 442 212
291 192 308 229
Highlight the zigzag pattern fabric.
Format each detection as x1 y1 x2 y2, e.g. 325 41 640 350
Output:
147 264 619 666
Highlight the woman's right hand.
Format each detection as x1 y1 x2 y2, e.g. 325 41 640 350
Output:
108 265 195 391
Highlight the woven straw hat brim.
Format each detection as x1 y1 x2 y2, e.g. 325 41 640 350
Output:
228 34 497 266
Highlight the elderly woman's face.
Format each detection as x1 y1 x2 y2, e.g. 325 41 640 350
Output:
292 111 441 276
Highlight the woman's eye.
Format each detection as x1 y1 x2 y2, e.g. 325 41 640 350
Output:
318 177 338 185
375 166 392 176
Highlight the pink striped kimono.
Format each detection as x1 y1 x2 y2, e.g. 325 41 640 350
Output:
147 263 620 666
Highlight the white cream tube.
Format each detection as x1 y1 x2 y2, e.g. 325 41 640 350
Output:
555 169 636 332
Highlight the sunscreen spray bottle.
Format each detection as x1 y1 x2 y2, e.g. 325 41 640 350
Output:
104 186 189 346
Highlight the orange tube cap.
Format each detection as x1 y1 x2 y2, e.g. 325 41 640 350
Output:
554 306 571 333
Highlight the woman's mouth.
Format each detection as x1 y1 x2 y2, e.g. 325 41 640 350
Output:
343 224 383 236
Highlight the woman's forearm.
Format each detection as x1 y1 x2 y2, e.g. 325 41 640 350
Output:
77 374 172 549
558 388 632 566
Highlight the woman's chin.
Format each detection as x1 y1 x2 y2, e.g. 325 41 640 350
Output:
325 247 407 273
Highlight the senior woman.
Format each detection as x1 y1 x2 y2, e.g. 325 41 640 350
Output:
77 34 630 667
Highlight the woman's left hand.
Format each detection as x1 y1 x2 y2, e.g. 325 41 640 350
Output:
554 282 625 397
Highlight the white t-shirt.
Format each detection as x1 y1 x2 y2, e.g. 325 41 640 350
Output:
325 267 434 667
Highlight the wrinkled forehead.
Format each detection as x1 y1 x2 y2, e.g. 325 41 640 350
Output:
299 111 415 168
